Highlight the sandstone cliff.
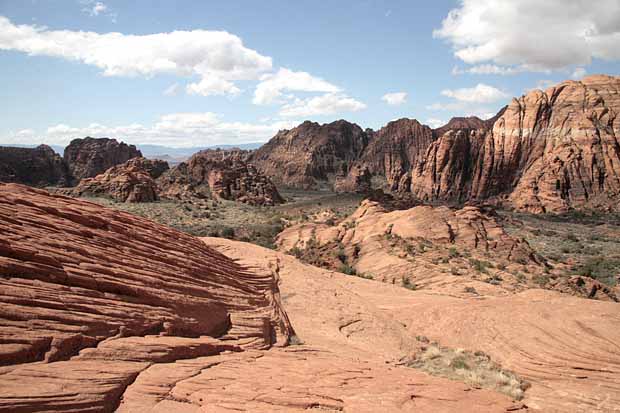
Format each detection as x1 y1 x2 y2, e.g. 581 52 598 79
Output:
409 75 620 213
0 145 71 187
64 137 142 184
158 149 283 205
250 120 370 189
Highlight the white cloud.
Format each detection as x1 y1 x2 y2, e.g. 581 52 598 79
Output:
381 92 408 106
279 93 366 118
425 118 445 128
440 83 508 103
435 0 620 72
0 16 272 97
90 2 107 16
186 77 241 97
452 64 524 76
253 68 340 105
163 83 180 96
571 67 587 79
3 113 299 147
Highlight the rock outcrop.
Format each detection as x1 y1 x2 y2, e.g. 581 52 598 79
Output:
66 157 168 203
0 145 71 187
354 118 434 191
159 149 283 205
64 137 142 184
208 237 620 413
0 183 293 411
276 200 542 295
251 120 370 189
409 75 620 213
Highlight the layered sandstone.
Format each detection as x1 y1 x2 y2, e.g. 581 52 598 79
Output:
66 157 168 203
0 145 71 187
409 75 620 213
251 120 370 189
64 137 142 183
207 237 620 412
159 149 283 205
0 183 293 412
277 200 542 296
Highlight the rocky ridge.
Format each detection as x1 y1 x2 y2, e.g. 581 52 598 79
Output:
159 149 283 206
65 157 168 203
0 145 71 187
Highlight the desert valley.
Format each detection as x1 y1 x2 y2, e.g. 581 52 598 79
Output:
2 2 620 412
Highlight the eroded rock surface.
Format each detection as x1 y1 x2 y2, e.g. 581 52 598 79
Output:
64 137 142 183
66 157 168 203
159 149 283 205
277 200 541 296
251 120 370 189
0 145 71 187
409 75 620 213
0 183 292 412
206 237 620 413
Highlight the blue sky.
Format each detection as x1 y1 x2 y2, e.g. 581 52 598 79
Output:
1 0 619 147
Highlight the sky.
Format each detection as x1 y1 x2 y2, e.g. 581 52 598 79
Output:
1 0 619 148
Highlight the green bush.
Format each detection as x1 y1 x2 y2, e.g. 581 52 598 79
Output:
573 257 620 286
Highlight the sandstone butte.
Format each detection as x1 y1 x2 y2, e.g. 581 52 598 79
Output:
63 137 143 184
0 145 72 187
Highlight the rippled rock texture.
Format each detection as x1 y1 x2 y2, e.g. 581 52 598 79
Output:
0 183 293 412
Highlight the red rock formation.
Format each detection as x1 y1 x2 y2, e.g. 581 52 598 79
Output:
409 75 620 213
64 137 142 183
251 120 370 189
0 145 71 187
66 157 168 203
355 118 434 190
0 183 293 411
158 149 283 205
334 164 372 193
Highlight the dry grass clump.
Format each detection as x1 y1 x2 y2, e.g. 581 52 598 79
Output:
408 342 529 400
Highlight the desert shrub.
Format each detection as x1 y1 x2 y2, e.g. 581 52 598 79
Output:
450 267 460 276
402 276 417 290
532 274 550 286
220 226 235 239
340 264 357 275
469 258 492 273
573 257 620 286
448 247 460 259
464 286 478 294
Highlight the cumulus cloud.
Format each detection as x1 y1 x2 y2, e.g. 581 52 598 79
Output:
452 64 524 76
435 0 620 72
440 83 508 103
3 113 299 147
381 92 408 106
0 16 272 96
89 2 107 16
425 118 445 128
253 68 340 105
279 93 366 118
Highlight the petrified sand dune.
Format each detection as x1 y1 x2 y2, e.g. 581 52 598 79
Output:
277 200 540 296
0 183 292 412
206 237 620 413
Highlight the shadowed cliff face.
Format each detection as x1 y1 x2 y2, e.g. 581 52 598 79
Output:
250 120 370 189
407 75 620 213
64 137 143 184
0 145 71 187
